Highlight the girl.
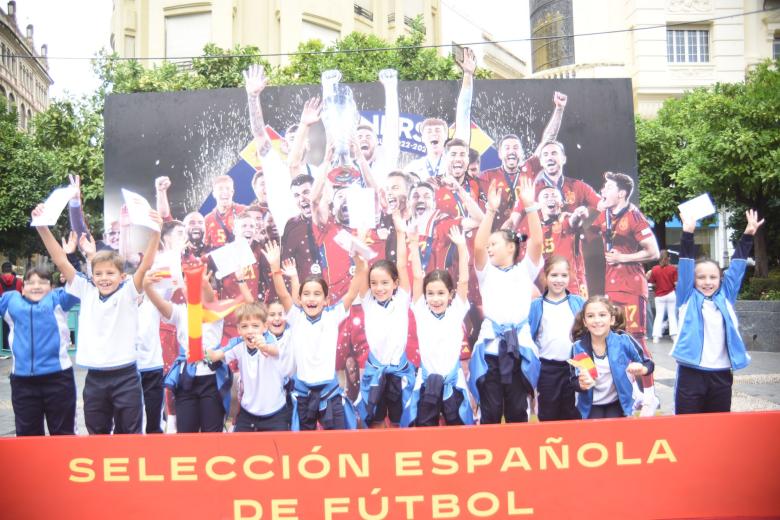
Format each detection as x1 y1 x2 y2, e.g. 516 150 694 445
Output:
529 256 584 421
144 267 253 433
264 241 365 431
0 264 79 436
408 225 473 426
672 209 763 414
469 177 544 424
647 250 678 343
358 214 417 428
571 295 654 419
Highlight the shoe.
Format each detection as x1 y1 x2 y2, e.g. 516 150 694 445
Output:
640 395 659 417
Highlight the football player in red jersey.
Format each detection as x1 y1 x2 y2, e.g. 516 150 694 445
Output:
203 175 246 250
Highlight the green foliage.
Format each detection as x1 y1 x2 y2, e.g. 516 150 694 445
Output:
739 269 780 300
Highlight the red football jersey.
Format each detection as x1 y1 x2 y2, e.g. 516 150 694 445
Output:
479 156 541 230
416 212 461 274
513 176 601 215
203 204 247 250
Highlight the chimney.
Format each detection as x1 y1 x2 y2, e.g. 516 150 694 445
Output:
40 44 47 56
26 23 32 38
7 1 15 17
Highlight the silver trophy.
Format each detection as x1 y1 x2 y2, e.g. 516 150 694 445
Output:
321 69 361 186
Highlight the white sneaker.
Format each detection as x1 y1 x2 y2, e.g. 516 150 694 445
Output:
165 415 177 434
640 395 659 417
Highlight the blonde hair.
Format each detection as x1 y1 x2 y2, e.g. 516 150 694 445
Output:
91 250 124 272
235 302 268 324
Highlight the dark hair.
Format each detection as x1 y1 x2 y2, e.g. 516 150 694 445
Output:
251 169 264 186
604 171 634 200
267 299 285 310
492 229 523 262
540 139 566 155
357 123 375 133
694 257 721 275
544 255 570 278
498 134 521 148
423 269 454 295
291 174 315 188
387 170 410 189
299 275 329 297
1 261 12 273
444 138 468 151
468 148 479 164
23 265 52 283
161 220 184 240
415 181 435 196
285 123 299 137
571 295 626 341
368 259 399 283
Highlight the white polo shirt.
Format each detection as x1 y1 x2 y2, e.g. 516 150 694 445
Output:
536 298 576 361
66 274 140 369
286 304 348 385
412 295 469 376
136 298 163 371
476 256 543 355
224 332 288 416
362 288 410 365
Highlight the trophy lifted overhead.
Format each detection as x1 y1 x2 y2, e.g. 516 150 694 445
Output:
320 69 362 187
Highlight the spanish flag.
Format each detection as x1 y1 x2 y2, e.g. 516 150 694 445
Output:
203 298 243 323
184 265 204 363
568 352 598 379
239 125 284 168
448 121 495 155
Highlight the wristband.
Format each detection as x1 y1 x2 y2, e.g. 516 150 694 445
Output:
524 204 540 214
236 279 246 284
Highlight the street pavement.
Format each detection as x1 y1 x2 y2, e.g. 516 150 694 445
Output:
0 337 778 436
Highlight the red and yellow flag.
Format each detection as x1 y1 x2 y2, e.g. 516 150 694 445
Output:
568 352 598 379
184 265 204 363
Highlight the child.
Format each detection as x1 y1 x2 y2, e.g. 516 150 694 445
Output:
144 268 253 433
135 294 165 433
0 264 79 435
34 204 161 434
529 256 585 421
207 303 293 432
264 241 364 431
647 250 678 343
358 215 417 428
408 226 474 426
672 209 763 414
469 177 543 424
571 295 654 419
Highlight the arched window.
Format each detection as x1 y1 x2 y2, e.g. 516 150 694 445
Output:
26 108 31 129
19 102 25 127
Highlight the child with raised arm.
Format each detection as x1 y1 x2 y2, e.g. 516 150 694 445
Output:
408 225 474 426
529 256 585 421
358 212 417 428
34 203 162 434
571 295 654 419
672 209 763 414
264 241 364 431
469 177 544 424
144 268 254 433
207 303 293 432
0 263 79 436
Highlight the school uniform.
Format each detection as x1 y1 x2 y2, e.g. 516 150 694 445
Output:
358 289 416 427
286 304 357 431
0 289 79 436
469 256 543 424
529 291 584 421
671 232 753 414
572 331 654 418
66 274 144 434
163 304 231 433
221 331 293 432
135 298 164 434
409 295 473 426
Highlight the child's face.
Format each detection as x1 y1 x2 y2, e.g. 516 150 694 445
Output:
22 274 52 302
424 280 452 314
546 263 570 295
369 268 398 303
694 262 721 297
266 303 286 336
583 302 615 339
300 281 327 317
92 261 124 296
487 232 515 268
238 317 267 348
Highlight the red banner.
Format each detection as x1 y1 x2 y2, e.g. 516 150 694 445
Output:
2 412 779 520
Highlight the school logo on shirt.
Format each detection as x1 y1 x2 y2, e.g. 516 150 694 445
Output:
310 264 322 274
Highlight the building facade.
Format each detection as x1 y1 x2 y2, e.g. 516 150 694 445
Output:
0 0 52 130
110 0 529 77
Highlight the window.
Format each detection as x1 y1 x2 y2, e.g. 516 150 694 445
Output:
530 0 575 73
667 29 709 63
124 35 135 58
301 20 340 46
774 35 779 60
165 12 211 59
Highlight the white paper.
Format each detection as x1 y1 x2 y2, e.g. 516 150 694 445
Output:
152 251 184 299
678 193 716 223
333 229 378 261
121 189 160 231
30 186 77 227
209 238 258 280
345 187 376 230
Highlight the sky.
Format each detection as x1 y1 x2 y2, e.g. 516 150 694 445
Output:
12 0 112 99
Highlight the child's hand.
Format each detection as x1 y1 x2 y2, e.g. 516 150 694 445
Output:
205 348 224 362
61 231 78 254
143 270 162 289
518 176 536 208
262 241 282 270
68 174 81 201
391 210 406 233
578 370 595 391
31 203 46 221
148 209 163 228
680 211 697 233
486 180 501 212
627 362 648 377
448 226 466 247
281 258 298 278
79 234 97 257
744 209 765 236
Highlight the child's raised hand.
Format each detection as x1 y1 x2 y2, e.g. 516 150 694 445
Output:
744 209 765 236
61 231 78 254
518 176 536 208
679 211 697 233
262 241 282 270
79 233 97 257
31 203 45 220
281 258 298 278
391 210 406 233
448 226 466 246
205 347 225 362
68 174 81 201
486 180 501 212
143 270 165 289
148 209 163 228
626 362 648 377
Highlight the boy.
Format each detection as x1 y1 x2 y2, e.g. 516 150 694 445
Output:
208 302 293 432
33 203 162 434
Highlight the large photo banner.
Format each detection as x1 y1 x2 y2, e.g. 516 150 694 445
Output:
105 76 647 358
